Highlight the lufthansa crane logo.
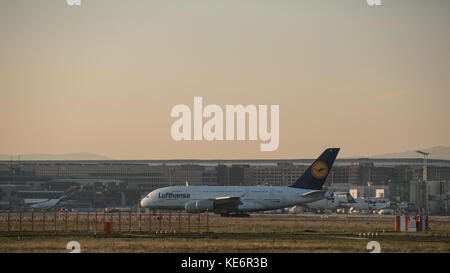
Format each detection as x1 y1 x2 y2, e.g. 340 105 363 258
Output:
311 161 329 179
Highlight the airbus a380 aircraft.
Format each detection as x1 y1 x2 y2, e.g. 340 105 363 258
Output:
140 148 340 216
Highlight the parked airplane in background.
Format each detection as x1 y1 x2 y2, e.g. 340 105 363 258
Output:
140 148 340 216
23 186 79 210
343 194 391 213
305 192 355 213
377 208 395 215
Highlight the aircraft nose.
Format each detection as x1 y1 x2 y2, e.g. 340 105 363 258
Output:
140 197 149 208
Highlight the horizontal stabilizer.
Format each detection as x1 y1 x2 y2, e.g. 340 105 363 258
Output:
301 190 326 199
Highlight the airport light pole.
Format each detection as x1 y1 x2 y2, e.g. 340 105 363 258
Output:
227 165 229 186
367 167 372 199
416 150 429 182
367 181 372 198
168 167 175 187
367 181 372 212
416 150 430 215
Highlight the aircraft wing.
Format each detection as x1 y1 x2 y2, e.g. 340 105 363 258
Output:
210 196 242 210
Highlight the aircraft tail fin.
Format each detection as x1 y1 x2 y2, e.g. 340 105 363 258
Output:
289 148 340 190
346 193 357 203
57 186 79 203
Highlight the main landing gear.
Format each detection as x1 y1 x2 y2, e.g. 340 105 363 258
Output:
220 212 250 217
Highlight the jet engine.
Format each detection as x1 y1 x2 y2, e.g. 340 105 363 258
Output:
185 199 214 213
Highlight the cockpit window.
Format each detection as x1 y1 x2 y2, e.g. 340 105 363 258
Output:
148 191 158 199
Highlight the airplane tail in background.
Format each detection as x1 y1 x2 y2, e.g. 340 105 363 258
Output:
289 148 340 190
57 186 79 204
346 193 357 203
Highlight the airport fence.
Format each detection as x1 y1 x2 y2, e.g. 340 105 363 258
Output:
0 211 210 236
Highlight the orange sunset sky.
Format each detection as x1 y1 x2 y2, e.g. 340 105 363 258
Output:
1 0 449 159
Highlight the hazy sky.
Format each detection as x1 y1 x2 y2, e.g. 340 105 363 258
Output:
1 0 449 159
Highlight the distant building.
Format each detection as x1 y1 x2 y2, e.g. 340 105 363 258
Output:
251 163 306 186
389 180 410 203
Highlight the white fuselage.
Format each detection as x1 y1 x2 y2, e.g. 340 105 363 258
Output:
140 186 325 213
24 198 61 209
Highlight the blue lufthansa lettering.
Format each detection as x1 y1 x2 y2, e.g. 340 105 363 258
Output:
158 192 190 199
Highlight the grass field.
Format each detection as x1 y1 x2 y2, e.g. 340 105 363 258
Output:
0 213 449 253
